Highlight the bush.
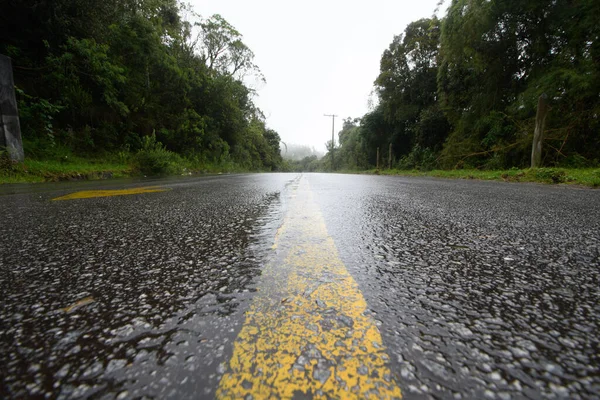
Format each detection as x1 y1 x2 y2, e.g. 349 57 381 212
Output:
0 148 28 178
483 153 508 170
133 133 185 175
530 168 566 184
396 145 438 171
22 137 73 161
559 153 597 169
0 149 14 171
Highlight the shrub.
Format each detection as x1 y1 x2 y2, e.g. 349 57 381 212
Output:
559 153 596 169
0 149 13 171
396 145 438 171
531 168 566 184
133 133 185 175
22 137 73 161
0 148 26 176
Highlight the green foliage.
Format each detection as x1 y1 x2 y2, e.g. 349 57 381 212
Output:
22 137 73 161
133 134 185 175
340 0 600 172
285 155 322 172
414 105 450 151
15 87 64 145
559 154 598 169
2 1 282 172
372 18 448 161
334 118 368 170
337 0 600 173
396 145 438 171
4 0 599 176
372 168 600 187
530 168 566 184
116 145 132 165
199 14 263 81
437 0 600 168
0 149 18 173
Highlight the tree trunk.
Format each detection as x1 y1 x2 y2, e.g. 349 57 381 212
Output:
531 93 549 168
0 54 24 162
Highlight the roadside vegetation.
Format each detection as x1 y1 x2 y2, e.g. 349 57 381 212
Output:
0 154 129 184
366 168 600 188
2 1 599 186
286 1 599 186
1 1 283 184
0 135 247 183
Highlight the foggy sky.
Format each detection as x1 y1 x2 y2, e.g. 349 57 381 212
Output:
191 0 446 151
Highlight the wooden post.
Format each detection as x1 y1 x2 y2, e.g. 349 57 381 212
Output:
531 93 549 168
0 54 24 162
376 147 380 170
388 143 392 169
324 114 337 171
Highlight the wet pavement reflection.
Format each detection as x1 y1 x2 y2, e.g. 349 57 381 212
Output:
0 174 290 398
1 173 599 399
312 174 600 399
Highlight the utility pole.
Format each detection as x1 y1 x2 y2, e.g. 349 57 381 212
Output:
324 114 337 171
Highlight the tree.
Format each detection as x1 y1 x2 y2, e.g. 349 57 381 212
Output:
372 18 448 162
334 118 368 170
197 14 263 81
438 0 600 168
1 1 283 171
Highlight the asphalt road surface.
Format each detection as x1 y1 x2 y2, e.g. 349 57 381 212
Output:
0 173 598 399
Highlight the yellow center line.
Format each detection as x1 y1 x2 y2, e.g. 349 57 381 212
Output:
217 177 402 399
51 186 169 201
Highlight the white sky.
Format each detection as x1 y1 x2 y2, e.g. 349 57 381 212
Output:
191 0 446 152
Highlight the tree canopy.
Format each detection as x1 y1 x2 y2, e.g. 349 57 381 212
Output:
3 0 598 173
1 0 282 171
327 0 599 171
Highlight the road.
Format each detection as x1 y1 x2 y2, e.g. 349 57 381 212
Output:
0 173 599 399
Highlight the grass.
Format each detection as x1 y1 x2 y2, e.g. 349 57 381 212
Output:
3 154 599 188
0 155 252 184
0 157 132 184
362 167 600 188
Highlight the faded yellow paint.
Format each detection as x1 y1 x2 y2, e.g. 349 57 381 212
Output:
271 215 288 250
218 178 401 399
61 296 95 313
52 186 169 201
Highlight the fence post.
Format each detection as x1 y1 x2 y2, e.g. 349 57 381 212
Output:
0 54 24 162
531 93 548 168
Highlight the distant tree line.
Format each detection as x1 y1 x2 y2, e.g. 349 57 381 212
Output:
328 0 600 171
280 143 323 162
1 0 283 171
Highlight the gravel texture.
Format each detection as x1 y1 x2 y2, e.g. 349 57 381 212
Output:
1 173 599 399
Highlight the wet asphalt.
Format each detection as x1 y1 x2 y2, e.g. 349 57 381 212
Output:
0 173 599 399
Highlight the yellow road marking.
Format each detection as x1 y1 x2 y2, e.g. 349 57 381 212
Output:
51 186 169 201
61 296 95 313
218 177 402 399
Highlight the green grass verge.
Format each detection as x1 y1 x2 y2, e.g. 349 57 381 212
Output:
360 167 600 187
4 157 598 188
0 156 258 184
0 158 133 184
